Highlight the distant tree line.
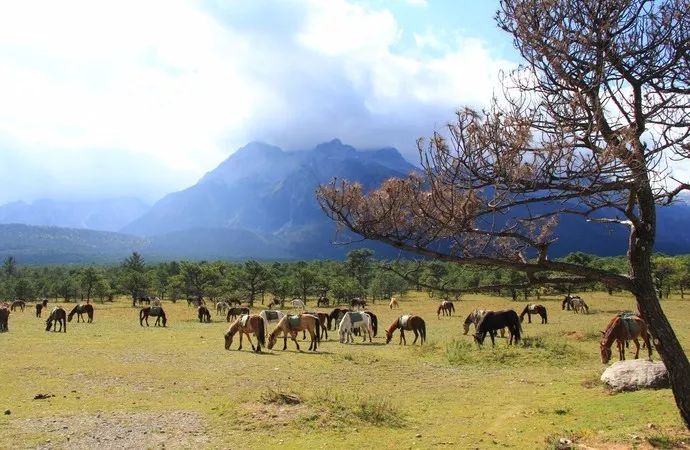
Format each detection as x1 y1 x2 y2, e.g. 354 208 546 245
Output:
2 250 690 305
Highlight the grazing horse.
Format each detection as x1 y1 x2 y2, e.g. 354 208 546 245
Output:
316 296 330 307
267 314 320 351
46 306 67 332
186 296 204 308
290 299 306 310
224 314 265 352
562 294 589 313
519 304 547 324
328 307 351 330
216 301 230 316
600 313 652 364
35 299 48 318
463 309 506 338
350 298 367 310
303 312 329 340
389 297 399 309
226 307 250 322
437 300 455 318
0 306 9 332
198 305 211 323
259 310 285 337
10 300 25 312
474 310 521 346
140 306 167 327
268 297 283 309
338 311 374 344
67 304 94 323
385 315 426 345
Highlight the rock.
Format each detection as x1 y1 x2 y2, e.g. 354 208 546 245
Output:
556 438 573 449
601 359 669 391
4 409 10 415
415 434 422 438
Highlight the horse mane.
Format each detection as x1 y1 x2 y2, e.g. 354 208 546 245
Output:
601 315 621 345
519 305 529 318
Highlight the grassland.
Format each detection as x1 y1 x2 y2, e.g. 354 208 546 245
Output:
1 292 689 449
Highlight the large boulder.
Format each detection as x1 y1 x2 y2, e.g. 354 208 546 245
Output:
601 359 669 391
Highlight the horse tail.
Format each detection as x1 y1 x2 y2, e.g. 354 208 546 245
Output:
371 314 378 337
513 318 521 342
421 319 426 344
257 317 265 348
543 307 547 323
450 302 455 313
314 316 321 344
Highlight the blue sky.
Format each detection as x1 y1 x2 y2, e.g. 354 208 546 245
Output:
0 0 519 204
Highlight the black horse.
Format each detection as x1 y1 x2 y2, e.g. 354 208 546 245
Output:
35 299 48 318
140 306 167 327
328 307 350 330
46 307 67 332
226 307 250 322
68 304 94 323
198 305 211 323
474 309 521 346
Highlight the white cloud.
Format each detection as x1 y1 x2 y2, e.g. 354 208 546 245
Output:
0 0 515 203
405 0 429 7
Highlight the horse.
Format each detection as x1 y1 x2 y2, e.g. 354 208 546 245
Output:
462 309 505 338
259 310 285 337
35 299 48 318
350 298 367 310
328 307 351 330
600 313 652 364
363 311 378 337
316 296 330 307
389 297 399 309
303 311 329 340
198 305 211 323
67 304 94 323
215 301 230 316
291 299 306 310
0 306 9 332
138 296 152 306
519 304 547 324
186 296 204 308
385 315 426 345
268 297 283 309
46 306 67 332
437 300 455 318
224 314 265 352
474 310 521 346
267 314 320 351
10 300 25 312
338 311 374 344
140 306 167 327
568 297 589 314
226 307 250 322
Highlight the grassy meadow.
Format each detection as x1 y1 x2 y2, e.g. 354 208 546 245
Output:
1 292 689 449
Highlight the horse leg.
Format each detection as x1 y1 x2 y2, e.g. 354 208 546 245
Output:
399 330 405 345
292 334 301 351
247 332 256 352
633 338 640 359
412 329 419 344
490 332 496 346
528 312 532 324
282 333 288 351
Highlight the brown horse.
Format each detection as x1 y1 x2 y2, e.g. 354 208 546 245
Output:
226 307 250 322
0 306 9 332
10 300 25 312
437 300 455 318
475 310 521 346
68 304 94 323
303 311 329 340
35 299 48 318
268 314 320 351
600 313 652 364
46 306 67 332
140 306 167 327
519 304 547 324
385 315 426 345
224 314 265 352
198 305 211 323
389 298 399 309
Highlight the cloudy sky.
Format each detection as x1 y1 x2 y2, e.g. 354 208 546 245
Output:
0 0 519 204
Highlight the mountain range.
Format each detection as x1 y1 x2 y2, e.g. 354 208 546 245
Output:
1 139 689 263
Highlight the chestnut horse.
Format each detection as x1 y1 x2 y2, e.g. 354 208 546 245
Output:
389 298 399 309
519 304 547 324
437 300 455 318
140 306 167 327
198 305 211 323
35 299 48 318
600 313 652 364
267 314 320 351
46 306 67 332
474 310 521 346
10 300 25 312
0 306 9 332
224 314 265 352
68 304 94 323
385 315 426 345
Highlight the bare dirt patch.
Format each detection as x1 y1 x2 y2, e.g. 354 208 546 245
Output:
13 410 208 449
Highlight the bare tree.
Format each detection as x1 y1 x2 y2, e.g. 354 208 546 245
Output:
318 0 690 427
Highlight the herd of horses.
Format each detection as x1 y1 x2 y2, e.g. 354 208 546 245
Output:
0 293 654 366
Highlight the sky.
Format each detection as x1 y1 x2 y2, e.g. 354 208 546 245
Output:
0 0 522 204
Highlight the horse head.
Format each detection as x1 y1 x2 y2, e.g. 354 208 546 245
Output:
224 323 238 349
473 332 486 345
600 341 612 364
385 329 393 344
267 331 278 350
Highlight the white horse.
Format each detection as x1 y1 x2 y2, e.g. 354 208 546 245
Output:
338 311 373 344
259 310 285 336
291 299 305 310
463 309 505 337
216 301 230 316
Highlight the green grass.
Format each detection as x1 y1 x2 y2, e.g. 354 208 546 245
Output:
1 292 689 448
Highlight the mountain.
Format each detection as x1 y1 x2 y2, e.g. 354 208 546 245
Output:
123 139 417 239
0 224 148 264
0 197 149 232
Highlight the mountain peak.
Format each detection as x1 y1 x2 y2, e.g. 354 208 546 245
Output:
313 138 356 156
